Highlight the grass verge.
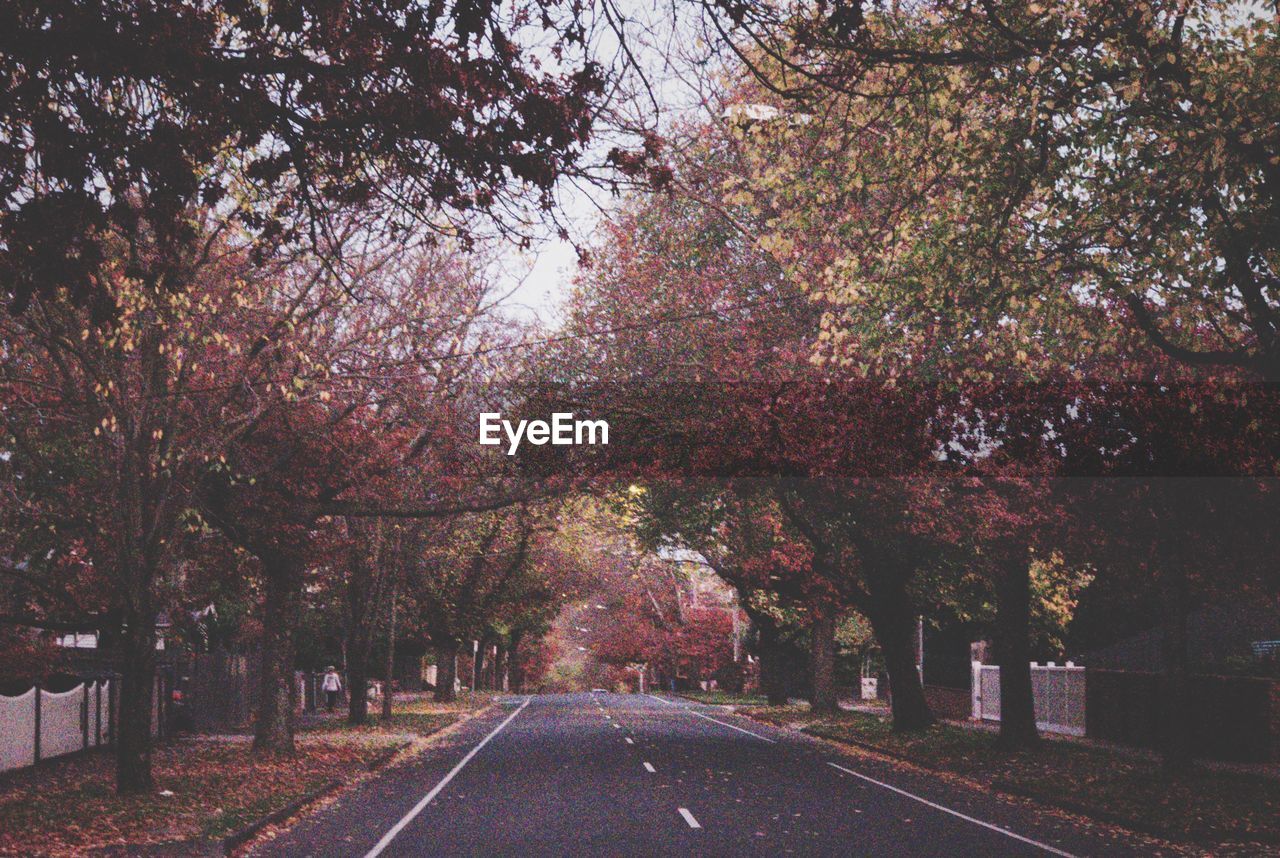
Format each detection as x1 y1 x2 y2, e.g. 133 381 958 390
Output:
675 690 769 707
300 711 457 737
740 706 1280 846
0 741 381 856
0 698 472 857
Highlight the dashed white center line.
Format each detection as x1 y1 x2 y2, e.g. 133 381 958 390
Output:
625 737 634 744
612 723 621 729
642 761 656 773
677 807 701 829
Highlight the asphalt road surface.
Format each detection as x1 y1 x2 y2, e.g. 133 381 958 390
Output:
253 692 1173 857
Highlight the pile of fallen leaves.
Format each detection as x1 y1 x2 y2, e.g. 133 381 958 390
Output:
0 740 384 856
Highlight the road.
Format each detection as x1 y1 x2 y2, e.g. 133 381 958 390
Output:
253 692 1172 857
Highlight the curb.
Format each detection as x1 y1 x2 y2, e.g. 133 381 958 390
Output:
363 743 408 772
220 737 414 854
74 707 498 857
220 778 345 855
223 703 501 855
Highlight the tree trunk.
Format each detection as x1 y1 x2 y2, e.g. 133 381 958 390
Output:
864 573 935 732
343 542 373 726
756 616 790 706
1160 559 1193 773
474 640 489 691
494 642 509 692
254 554 302 755
115 604 157 794
508 634 523 693
808 605 839 716
434 640 459 703
382 586 397 720
346 651 369 726
994 559 1039 751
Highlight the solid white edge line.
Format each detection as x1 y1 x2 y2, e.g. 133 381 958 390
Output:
644 692 777 744
363 697 531 858
642 761 656 772
677 807 702 829
688 710 778 744
825 763 1076 858
625 737 634 744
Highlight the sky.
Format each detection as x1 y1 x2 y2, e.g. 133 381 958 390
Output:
492 0 718 326
493 185 603 325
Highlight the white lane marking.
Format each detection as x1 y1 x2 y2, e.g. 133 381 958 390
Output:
612 723 622 729
644 692 777 743
826 763 1076 857
642 761 656 773
625 737 634 744
364 698 531 858
688 710 777 744
678 807 702 829
604 714 611 720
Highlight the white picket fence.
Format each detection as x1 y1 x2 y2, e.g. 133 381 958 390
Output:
971 661 1086 736
0 680 113 773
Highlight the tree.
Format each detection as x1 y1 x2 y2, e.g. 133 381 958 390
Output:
708 1 1280 377
0 0 608 316
559 93 954 725
338 519 397 725
0 232 342 790
399 506 549 702
1059 375 1280 771
617 483 808 703
198 240 536 751
1 0 616 778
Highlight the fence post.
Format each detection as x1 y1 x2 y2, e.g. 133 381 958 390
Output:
107 678 116 747
95 682 103 747
82 683 90 750
33 683 41 764
971 660 982 720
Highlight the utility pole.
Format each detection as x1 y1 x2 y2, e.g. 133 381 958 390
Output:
916 616 925 683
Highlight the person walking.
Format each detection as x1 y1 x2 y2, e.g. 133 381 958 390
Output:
322 666 342 713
